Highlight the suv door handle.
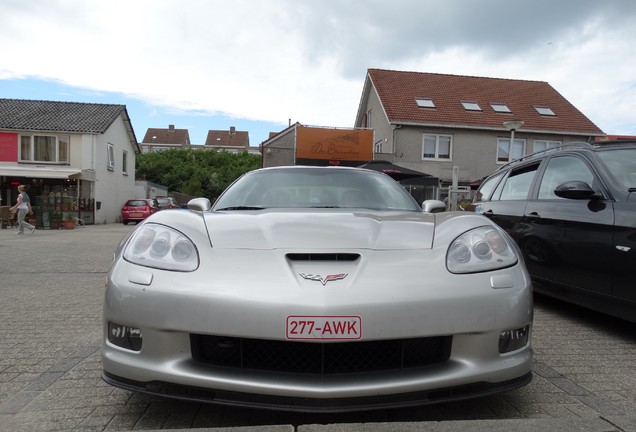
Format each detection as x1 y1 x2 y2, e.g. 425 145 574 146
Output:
526 212 541 220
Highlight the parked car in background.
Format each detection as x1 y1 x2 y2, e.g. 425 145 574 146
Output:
103 166 533 412
156 197 179 209
121 199 159 225
470 141 636 323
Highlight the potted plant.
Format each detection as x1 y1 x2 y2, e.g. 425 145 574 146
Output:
49 209 62 229
63 197 75 211
63 212 76 230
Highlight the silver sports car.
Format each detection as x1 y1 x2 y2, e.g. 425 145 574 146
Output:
102 166 533 412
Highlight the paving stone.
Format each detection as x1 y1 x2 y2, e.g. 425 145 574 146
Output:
1 224 636 431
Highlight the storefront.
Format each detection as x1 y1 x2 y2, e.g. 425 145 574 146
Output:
1 168 95 229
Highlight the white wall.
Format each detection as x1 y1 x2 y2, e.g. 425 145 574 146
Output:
134 181 168 199
93 114 137 224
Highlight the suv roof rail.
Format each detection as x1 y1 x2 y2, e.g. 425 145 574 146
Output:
495 141 595 172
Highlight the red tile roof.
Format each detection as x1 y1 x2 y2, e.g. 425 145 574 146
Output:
142 126 190 145
367 69 603 135
204 129 249 147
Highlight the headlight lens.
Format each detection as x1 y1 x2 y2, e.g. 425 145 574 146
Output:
447 226 518 274
123 224 199 271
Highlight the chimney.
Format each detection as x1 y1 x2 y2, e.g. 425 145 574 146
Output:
168 124 175 132
229 126 236 136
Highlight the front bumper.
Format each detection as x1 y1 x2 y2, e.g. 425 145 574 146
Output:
103 246 533 411
102 370 532 412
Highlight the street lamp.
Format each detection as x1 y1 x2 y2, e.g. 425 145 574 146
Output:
503 120 524 160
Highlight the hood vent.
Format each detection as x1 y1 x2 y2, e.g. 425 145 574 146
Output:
286 253 360 262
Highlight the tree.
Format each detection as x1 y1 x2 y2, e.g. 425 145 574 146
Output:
136 148 261 201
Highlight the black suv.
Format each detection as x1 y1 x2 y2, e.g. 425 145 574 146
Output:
470 141 636 322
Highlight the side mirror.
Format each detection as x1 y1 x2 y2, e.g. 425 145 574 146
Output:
187 197 212 212
422 200 447 213
554 181 601 200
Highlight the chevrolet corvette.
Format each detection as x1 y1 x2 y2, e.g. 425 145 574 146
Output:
102 166 533 412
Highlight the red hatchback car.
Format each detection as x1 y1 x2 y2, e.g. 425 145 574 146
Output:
121 199 159 225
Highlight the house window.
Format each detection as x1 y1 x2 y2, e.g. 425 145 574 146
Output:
416 98 436 108
490 103 511 113
422 134 452 160
19 134 69 163
374 140 383 154
497 138 525 163
107 143 115 171
534 140 561 153
122 150 128 174
366 109 372 128
534 106 556 116
461 101 482 111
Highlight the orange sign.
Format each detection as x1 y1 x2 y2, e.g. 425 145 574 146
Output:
296 126 373 165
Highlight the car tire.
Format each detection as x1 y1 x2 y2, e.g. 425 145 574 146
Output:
123 220 128 225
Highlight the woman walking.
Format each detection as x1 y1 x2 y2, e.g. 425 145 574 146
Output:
10 185 35 235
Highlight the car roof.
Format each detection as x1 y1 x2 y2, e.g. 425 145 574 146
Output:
493 140 636 174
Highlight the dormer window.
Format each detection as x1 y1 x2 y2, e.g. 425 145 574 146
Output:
534 106 556 116
416 98 436 108
461 101 482 111
490 103 511 113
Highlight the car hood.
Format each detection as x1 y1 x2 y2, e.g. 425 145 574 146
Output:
203 210 435 250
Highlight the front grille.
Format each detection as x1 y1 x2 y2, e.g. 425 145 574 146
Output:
190 335 452 374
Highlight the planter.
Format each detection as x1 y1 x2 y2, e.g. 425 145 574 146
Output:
51 219 62 230
63 219 75 230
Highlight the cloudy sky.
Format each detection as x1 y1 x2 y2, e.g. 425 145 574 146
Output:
1 0 635 145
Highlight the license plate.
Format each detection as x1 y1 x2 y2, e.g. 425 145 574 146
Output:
130 212 142 217
286 315 362 340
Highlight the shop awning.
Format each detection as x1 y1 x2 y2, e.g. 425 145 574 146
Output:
0 166 83 180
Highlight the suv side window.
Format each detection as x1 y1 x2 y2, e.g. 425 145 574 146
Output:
499 163 540 201
474 172 504 202
538 156 595 199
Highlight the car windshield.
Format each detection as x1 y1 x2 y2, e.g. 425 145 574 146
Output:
126 200 148 207
213 167 422 211
596 148 636 190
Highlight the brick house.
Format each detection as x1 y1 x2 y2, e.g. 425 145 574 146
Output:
140 124 191 153
204 128 252 153
354 69 605 201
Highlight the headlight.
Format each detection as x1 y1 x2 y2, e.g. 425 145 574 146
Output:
447 226 518 274
123 224 199 271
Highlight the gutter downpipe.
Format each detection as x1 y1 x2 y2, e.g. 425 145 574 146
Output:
392 125 402 160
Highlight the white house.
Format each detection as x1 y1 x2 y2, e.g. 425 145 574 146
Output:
0 98 139 226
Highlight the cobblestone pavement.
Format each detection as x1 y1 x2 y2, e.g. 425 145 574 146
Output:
0 224 635 431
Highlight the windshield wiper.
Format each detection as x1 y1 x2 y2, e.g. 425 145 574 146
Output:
216 206 265 211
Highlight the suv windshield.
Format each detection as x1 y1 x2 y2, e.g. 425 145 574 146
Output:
596 148 636 189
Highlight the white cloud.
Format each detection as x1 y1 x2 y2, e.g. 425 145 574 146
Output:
1 0 635 135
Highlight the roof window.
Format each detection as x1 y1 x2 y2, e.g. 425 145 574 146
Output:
416 98 436 108
534 106 556 116
461 101 482 111
490 103 511 113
